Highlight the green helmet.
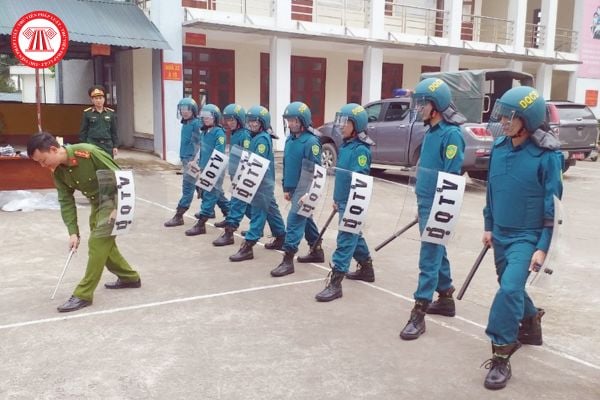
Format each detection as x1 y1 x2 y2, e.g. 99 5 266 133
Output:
246 105 271 131
411 78 452 111
200 103 222 122
177 97 198 117
283 101 312 128
491 86 546 132
223 103 246 127
335 103 368 133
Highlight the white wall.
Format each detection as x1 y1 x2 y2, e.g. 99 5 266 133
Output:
9 66 56 103
132 49 154 135
61 60 93 104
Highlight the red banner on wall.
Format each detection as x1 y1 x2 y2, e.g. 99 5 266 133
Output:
163 62 182 81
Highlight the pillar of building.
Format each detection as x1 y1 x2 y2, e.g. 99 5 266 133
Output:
507 0 527 71
536 0 558 98
441 0 462 71
269 37 291 151
151 0 183 163
361 46 383 104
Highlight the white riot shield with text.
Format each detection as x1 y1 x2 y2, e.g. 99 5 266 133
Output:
528 196 564 287
230 147 274 211
183 151 201 184
196 149 228 193
292 159 327 218
420 171 466 245
338 171 374 235
95 170 135 237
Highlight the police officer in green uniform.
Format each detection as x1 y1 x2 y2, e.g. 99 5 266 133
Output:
79 85 118 158
28 132 141 313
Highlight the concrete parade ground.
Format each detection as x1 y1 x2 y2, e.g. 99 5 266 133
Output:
1 150 599 399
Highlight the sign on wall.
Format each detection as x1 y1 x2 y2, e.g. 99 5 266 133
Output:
578 1 600 79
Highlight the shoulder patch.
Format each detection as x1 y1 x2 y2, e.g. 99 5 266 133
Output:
357 154 368 167
257 143 267 154
445 144 458 160
243 139 250 149
311 144 320 156
218 136 225 145
74 150 91 159
84 107 92 112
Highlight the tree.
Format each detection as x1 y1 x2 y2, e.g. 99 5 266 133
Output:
0 54 19 93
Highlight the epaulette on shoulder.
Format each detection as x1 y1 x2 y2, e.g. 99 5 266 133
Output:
105 107 115 112
74 150 91 159
84 107 92 112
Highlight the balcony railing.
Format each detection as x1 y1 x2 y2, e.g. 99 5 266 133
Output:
554 27 577 52
292 0 370 29
383 3 448 37
462 14 513 45
183 0 273 18
524 23 545 49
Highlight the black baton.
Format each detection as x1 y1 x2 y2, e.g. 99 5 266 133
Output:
457 245 489 300
310 208 337 253
374 217 419 252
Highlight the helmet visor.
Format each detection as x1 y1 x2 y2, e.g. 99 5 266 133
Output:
409 95 430 123
177 105 194 119
487 102 517 138
334 114 350 129
200 110 215 121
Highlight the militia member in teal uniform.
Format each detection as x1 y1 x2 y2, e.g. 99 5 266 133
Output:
314 103 375 302
185 104 230 236
481 87 563 390
213 103 252 232
270 101 322 277
79 85 118 158
28 132 141 313
164 98 202 227
400 78 466 340
227 105 286 262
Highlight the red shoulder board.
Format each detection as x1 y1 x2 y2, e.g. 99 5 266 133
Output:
74 150 91 159
68 157 78 166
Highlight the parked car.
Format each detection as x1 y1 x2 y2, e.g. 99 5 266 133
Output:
318 69 536 181
317 96 492 179
546 101 600 170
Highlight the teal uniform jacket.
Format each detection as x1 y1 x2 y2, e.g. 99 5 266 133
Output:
180 117 202 163
199 125 226 169
228 127 252 178
79 107 118 155
282 131 322 192
334 137 371 203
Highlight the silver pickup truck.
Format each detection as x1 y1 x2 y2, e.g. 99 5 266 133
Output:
318 69 535 180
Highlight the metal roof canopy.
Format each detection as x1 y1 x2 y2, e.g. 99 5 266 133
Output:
0 0 170 55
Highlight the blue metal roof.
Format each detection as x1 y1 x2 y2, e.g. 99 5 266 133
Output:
0 0 170 50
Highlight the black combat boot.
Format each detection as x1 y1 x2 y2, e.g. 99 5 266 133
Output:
345 257 375 282
483 342 521 390
214 209 229 228
264 234 285 250
315 268 345 302
426 286 456 317
212 226 235 246
518 308 545 345
297 241 325 263
229 240 255 262
399 300 429 340
270 251 295 277
185 216 208 236
164 207 187 227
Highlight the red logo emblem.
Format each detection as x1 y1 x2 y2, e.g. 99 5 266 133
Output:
11 11 69 68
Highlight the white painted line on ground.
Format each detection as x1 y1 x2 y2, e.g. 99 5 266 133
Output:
137 195 600 373
0 278 322 331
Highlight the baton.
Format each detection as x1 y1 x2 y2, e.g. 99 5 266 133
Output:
457 245 489 301
374 217 419 252
51 249 75 300
310 208 337 253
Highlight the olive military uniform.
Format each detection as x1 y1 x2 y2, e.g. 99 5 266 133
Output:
79 107 118 157
54 143 139 301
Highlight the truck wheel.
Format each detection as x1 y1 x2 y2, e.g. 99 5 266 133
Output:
321 143 337 170
468 170 489 181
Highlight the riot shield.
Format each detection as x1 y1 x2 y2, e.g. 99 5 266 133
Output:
528 195 564 287
229 145 275 212
94 170 136 238
290 159 328 218
182 149 227 199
